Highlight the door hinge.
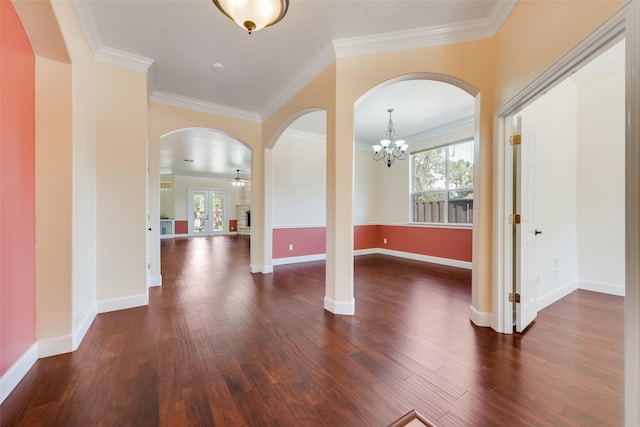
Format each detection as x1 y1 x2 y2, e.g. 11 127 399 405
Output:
510 134 521 145
509 213 521 224
509 293 521 303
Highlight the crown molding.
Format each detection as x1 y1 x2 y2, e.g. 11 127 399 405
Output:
74 1 154 72
333 0 517 58
261 43 336 119
281 128 326 144
73 0 102 57
96 46 154 72
150 91 261 123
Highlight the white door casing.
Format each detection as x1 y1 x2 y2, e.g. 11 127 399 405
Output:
515 116 538 332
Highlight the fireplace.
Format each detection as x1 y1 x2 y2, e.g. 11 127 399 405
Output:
236 204 251 235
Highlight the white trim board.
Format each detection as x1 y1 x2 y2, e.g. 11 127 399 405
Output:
579 280 625 297
97 293 149 314
0 343 38 405
273 248 471 270
324 296 355 315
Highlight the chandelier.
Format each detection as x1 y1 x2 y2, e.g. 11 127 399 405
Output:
372 108 409 167
212 0 289 34
232 169 246 187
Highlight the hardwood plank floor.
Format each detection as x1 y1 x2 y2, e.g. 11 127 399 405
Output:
1 235 624 426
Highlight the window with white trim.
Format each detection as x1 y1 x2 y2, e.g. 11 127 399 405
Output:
411 139 474 224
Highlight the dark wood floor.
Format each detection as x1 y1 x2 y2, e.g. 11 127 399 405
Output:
1 235 624 426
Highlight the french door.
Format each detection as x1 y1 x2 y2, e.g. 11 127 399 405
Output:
188 189 226 236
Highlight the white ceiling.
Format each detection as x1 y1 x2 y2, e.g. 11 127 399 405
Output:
75 0 518 178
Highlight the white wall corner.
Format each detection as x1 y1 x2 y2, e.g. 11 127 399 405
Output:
72 304 97 351
324 296 355 316
38 335 73 358
149 275 162 288
537 282 579 311
0 343 38 405
97 292 149 314
250 264 273 274
578 280 625 297
469 305 492 327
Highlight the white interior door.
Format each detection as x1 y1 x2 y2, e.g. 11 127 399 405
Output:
188 189 226 236
515 115 538 332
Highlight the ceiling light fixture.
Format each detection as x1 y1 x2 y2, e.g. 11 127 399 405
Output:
372 108 409 168
212 0 289 34
232 169 246 187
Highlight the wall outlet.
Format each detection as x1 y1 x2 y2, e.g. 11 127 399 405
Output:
289 244 293 251
383 238 387 244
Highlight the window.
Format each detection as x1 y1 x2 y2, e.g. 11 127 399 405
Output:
411 139 474 224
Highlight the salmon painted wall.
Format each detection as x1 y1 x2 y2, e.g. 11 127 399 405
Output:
272 227 326 258
0 0 36 375
274 225 472 262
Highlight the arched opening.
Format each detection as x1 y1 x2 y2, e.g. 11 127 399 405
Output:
353 74 479 316
156 126 252 270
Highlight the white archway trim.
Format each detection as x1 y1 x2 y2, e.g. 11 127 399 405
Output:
493 3 638 425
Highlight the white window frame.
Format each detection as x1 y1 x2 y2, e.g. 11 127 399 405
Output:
410 138 474 225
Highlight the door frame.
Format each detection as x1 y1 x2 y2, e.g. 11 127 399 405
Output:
493 3 638 424
187 187 229 236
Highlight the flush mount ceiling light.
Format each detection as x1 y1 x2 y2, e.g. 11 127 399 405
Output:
212 0 289 34
372 108 409 168
232 169 246 187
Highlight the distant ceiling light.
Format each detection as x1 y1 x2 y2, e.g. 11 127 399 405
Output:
232 169 246 187
212 0 288 34
212 62 225 73
372 108 409 168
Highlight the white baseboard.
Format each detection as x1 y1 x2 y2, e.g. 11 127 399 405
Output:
353 248 378 256
250 264 273 274
324 296 355 315
73 304 97 351
0 343 38 405
469 305 492 327
273 254 326 266
537 282 578 311
97 292 149 314
373 248 472 269
271 248 471 270
149 275 162 287
579 279 625 297
38 335 73 358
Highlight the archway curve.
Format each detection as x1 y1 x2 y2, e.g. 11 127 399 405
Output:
355 72 480 107
351 71 482 324
160 126 252 152
265 107 327 149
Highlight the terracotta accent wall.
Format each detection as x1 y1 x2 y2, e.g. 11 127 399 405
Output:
0 0 36 375
273 227 326 258
377 225 472 262
273 225 471 262
174 220 188 235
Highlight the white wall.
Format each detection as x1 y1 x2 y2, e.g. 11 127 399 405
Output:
172 174 242 221
521 79 580 308
354 146 378 224
160 175 175 218
272 132 326 226
356 125 474 225
518 62 625 306
577 71 625 295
